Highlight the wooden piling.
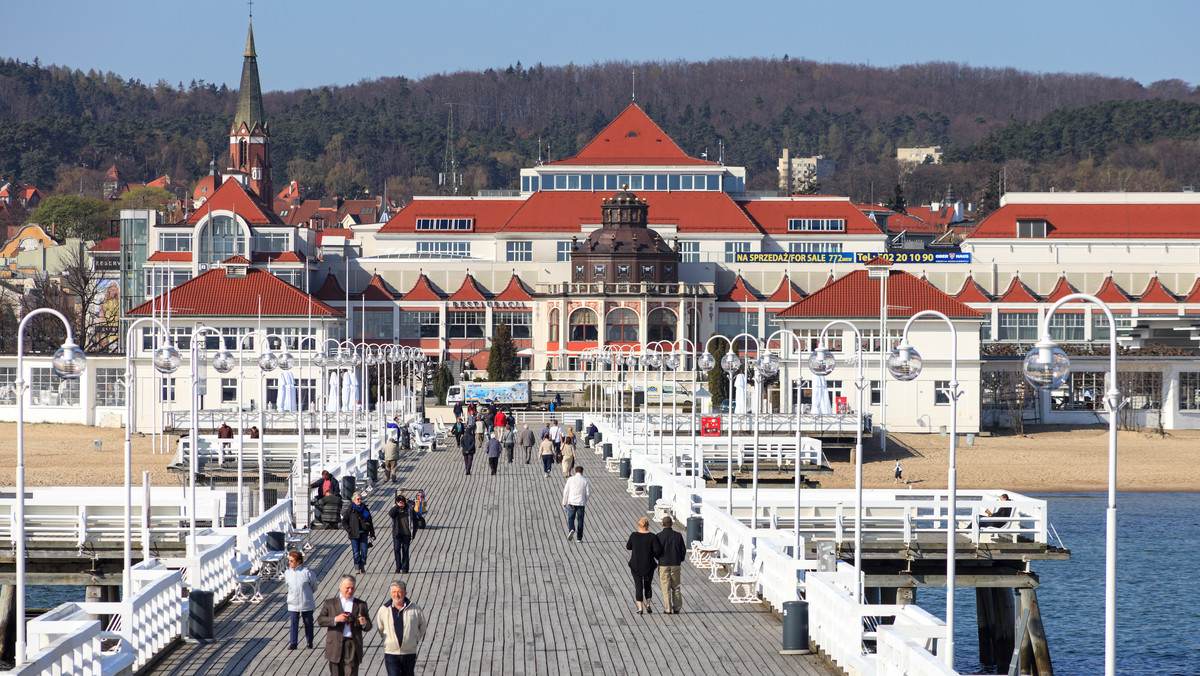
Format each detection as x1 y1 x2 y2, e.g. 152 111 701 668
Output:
976 587 1016 672
0 584 14 665
1019 587 1054 676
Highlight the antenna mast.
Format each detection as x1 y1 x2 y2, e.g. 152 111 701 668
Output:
439 103 463 195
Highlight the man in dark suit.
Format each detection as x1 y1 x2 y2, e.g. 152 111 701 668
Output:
657 516 687 614
316 574 373 676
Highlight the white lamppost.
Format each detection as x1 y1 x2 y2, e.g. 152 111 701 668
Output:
750 348 781 529
187 325 221 546
702 333 749 511
671 338 699 487
1023 294 1121 676
663 350 681 471
886 310 962 667
642 344 665 463
14 309 86 665
765 330 805 557
123 319 180 602
808 321 867 601
208 333 252 527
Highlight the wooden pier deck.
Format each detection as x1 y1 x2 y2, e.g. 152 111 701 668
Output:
145 442 837 676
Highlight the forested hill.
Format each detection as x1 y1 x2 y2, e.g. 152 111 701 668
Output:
2 55 1199 207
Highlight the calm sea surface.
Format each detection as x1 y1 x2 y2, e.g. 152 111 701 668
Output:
916 491 1200 675
25 493 1200 674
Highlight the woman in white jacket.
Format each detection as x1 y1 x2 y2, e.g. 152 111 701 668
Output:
374 580 428 676
282 550 319 649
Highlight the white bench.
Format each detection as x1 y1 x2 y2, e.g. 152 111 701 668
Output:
709 543 741 583
690 527 724 570
728 558 764 603
231 559 262 604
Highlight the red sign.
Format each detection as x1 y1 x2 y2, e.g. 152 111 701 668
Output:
836 397 848 414
701 416 722 437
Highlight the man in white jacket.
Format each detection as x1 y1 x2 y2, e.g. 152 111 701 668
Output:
374 580 427 676
561 465 591 542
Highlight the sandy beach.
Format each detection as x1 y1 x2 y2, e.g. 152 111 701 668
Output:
1 421 1198 492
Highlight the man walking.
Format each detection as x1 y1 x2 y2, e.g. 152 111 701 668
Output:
517 424 537 464
474 417 487 454
383 416 401 482
388 494 417 574
460 427 476 475
548 419 563 456
657 516 687 613
374 580 427 676
316 574 373 676
501 423 515 463
561 466 590 542
485 431 502 475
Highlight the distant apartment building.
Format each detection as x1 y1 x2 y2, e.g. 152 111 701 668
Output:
777 149 834 192
896 146 944 164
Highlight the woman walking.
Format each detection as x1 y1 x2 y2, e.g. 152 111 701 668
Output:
452 416 464 448
539 434 555 477
283 550 318 649
460 426 477 475
626 517 663 614
560 432 576 477
388 493 417 574
342 492 376 574
501 423 516 464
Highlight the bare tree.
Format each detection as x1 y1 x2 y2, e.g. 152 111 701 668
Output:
16 244 117 355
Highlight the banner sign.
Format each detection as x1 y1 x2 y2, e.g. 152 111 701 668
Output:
701 416 722 437
733 251 970 264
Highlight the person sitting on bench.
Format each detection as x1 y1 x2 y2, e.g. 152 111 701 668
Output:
984 494 1013 528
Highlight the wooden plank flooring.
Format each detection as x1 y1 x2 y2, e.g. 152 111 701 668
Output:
147 441 837 676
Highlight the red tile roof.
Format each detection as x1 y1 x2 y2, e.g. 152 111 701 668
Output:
90 237 120 252
192 175 219 203
1045 276 1079 303
356 273 397 301
401 274 446 301
185 178 279 225
905 205 960 229
313 272 345 301
446 274 492 301
741 198 882 236
776 269 983 319
548 104 715 167
863 255 892 267
315 228 356 245
1094 276 1131 303
253 251 307 264
493 274 535 302
1184 278 1200 304
146 251 192 262
764 275 805 303
128 268 341 317
969 202 1200 239
222 255 251 265
998 277 1040 303
513 191 763 234
379 198 524 235
718 275 762 302
954 276 992 303
1138 276 1177 303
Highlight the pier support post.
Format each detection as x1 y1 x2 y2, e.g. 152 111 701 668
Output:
1018 588 1053 675
975 588 1015 671
0 584 15 665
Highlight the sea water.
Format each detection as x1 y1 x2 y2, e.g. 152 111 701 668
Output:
916 491 1200 675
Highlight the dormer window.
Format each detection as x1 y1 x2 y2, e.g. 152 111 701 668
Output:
1017 219 1048 238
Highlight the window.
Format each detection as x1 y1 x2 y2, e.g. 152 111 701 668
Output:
31 368 80 406
548 309 560 343
253 232 289 252
647 308 677 342
1049 313 1085 342
717 312 758 340
606 308 639 343
416 241 471 257
494 311 532 340
198 215 246 265
265 327 315 351
934 380 951 405
998 313 1038 341
788 218 845 232
1180 373 1200 411
0 367 15 405
859 329 899 353
678 241 699 263
161 377 176 403
157 232 192 252
1093 313 1110 341
981 318 992 342
145 268 192 294
448 311 486 339
400 311 440 339
143 326 191 351
1016 219 1048 238
506 241 532 262
789 241 843 253
221 378 237 403
794 328 841 352
724 242 750 262
295 378 317 411
364 310 394 340
95 368 125 407
214 327 253 351
870 380 881 405
273 269 305 288
557 241 573 262
415 218 472 231
568 308 598 342
1122 371 1163 410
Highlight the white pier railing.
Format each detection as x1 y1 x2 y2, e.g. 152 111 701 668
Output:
6 609 107 676
160 532 238 604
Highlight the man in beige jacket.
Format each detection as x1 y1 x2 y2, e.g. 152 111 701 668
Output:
374 580 427 676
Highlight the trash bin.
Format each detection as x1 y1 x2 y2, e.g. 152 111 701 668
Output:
619 457 631 479
594 431 603 444
189 589 215 640
367 459 379 482
781 600 810 654
602 443 612 460
341 475 356 501
266 531 285 552
574 419 583 433
647 485 662 512
686 515 703 546
631 468 645 485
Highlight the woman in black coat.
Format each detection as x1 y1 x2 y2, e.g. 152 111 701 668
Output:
459 427 476 475
388 493 417 574
626 517 663 614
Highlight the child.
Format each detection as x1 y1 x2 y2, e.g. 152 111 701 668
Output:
283 550 318 649
894 460 904 484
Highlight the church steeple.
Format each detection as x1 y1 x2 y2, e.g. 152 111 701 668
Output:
228 21 271 205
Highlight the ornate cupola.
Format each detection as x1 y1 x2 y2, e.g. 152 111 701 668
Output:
227 22 272 204
571 189 679 284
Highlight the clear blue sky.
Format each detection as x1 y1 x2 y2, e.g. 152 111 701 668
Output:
7 0 1199 93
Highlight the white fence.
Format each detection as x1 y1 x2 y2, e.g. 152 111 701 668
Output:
216 499 293 567
6 609 109 676
159 532 238 603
